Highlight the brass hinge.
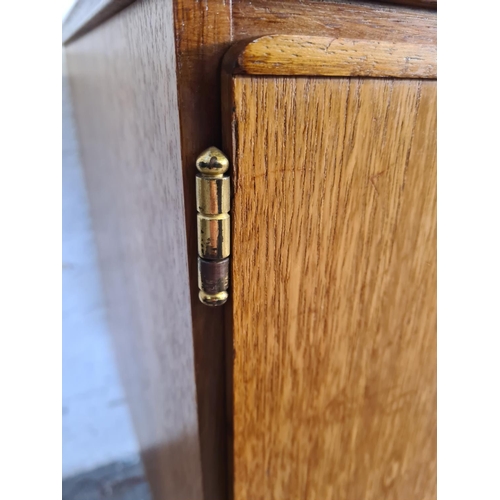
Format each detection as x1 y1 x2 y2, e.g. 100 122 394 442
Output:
196 147 230 306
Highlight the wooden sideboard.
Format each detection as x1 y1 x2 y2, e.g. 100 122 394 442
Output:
64 1 436 499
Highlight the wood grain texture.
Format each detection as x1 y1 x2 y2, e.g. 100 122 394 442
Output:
62 0 136 43
224 35 436 78
172 8 435 498
223 76 436 500
172 2 232 499
173 13 435 497
63 0 437 44
233 0 436 45
65 1 204 498
65 1 436 498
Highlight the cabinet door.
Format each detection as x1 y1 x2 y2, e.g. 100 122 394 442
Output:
222 36 436 500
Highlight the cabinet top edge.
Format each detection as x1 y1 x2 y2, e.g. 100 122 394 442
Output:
223 35 437 79
62 0 136 45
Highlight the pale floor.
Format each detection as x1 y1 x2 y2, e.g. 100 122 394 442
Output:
62 55 140 479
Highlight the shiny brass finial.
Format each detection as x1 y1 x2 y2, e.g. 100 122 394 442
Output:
196 146 229 176
196 147 231 306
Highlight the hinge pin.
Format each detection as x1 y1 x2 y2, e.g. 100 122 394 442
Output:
196 147 230 306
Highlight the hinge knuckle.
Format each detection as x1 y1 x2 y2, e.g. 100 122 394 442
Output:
196 147 231 306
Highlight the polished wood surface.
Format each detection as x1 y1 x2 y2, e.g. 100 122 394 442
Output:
224 35 436 78
64 0 437 498
233 0 436 45
170 2 433 496
173 3 232 496
63 0 437 46
65 1 203 498
223 76 437 499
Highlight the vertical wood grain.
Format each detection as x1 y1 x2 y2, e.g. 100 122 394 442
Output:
226 76 436 500
65 0 436 498
171 2 434 494
171 2 433 497
173 3 232 498
65 1 203 498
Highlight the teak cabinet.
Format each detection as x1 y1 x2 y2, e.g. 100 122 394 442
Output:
64 1 436 499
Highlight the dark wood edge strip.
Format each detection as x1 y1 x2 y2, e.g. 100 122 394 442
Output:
63 0 136 44
223 35 437 79
221 68 236 500
371 0 436 8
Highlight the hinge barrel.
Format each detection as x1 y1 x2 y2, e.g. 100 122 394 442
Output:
195 147 230 306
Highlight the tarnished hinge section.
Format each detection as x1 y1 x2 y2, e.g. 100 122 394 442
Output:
196 147 230 306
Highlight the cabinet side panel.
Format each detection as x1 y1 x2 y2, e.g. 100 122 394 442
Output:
229 76 436 500
65 1 204 498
